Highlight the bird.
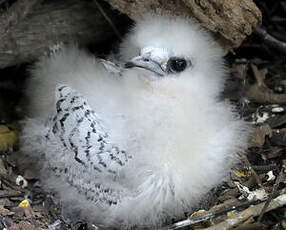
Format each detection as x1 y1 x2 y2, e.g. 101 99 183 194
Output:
20 14 250 228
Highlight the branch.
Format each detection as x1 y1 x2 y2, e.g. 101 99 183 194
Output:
202 194 286 230
160 199 259 230
254 27 286 55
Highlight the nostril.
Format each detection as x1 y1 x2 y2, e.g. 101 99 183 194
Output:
124 62 135 68
143 58 150 62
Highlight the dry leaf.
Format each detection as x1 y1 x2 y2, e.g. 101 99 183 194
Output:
12 205 36 218
249 124 272 148
245 65 286 104
0 125 19 152
0 204 14 216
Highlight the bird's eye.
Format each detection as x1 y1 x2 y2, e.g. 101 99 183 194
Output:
167 58 188 73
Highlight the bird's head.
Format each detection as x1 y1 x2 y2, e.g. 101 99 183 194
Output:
124 46 189 79
120 14 226 97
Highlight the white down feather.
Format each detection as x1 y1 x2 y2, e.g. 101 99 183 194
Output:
21 14 250 228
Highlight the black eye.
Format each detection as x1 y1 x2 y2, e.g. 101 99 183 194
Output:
168 58 188 73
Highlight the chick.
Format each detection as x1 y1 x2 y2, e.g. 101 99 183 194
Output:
21 14 250 228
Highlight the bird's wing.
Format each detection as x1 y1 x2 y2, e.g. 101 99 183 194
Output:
48 85 131 174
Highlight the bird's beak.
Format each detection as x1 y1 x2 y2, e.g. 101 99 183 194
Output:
124 56 166 77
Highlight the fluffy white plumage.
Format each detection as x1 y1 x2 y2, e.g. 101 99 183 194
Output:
21 15 250 228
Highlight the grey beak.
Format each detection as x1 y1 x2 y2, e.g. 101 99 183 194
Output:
124 61 136 68
124 56 165 76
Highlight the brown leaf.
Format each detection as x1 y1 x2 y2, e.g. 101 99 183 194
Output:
0 204 14 216
12 206 36 218
250 64 267 86
249 124 272 148
23 206 36 217
244 65 286 104
0 125 19 152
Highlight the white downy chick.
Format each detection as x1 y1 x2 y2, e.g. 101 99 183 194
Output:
21 14 250 228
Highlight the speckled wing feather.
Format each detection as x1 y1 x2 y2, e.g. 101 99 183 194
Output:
49 85 131 173
44 85 132 204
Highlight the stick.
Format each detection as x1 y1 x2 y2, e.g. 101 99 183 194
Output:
254 27 286 55
202 194 286 230
160 199 259 230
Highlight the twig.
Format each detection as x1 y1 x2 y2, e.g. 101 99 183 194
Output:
160 199 259 230
0 191 24 198
202 194 286 230
254 27 286 55
252 164 278 172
